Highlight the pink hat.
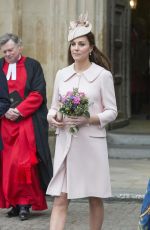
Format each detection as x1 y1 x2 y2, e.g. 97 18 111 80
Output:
68 13 92 42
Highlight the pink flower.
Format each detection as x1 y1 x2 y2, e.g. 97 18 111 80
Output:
73 96 80 104
79 92 85 97
66 91 73 96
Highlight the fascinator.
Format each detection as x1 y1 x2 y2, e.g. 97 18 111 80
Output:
68 13 92 42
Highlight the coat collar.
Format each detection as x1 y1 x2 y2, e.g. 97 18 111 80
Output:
63 62 105 82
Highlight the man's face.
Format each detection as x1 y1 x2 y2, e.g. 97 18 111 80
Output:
0 39 22 64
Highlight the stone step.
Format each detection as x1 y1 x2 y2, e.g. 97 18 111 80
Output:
107 132 150 146
108 144 150 158
107 132 150 159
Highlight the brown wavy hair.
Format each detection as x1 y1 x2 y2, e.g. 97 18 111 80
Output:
67 32 111 71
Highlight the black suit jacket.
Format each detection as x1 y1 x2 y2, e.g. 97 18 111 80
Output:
0 75 10 150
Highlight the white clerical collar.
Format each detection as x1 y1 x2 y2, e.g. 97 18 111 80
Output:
6 63 16 80
6 55 21 81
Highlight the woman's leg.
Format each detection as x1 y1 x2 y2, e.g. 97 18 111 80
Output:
89 197 104 230
49 193 69 230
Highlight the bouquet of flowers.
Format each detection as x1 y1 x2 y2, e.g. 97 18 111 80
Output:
59 88 90 134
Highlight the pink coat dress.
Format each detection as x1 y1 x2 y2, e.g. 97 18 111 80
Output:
46 63 117 199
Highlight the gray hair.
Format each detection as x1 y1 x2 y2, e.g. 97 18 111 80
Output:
0 33 22 48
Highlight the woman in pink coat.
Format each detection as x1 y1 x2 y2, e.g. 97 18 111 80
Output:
46 14 117 230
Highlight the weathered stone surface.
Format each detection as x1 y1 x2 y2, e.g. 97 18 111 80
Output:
0 200 141 230
0 0 106 105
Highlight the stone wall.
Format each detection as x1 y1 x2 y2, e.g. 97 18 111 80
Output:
0 0 107 105
0 0 108 153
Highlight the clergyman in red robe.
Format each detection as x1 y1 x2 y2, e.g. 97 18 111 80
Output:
0 33 53 221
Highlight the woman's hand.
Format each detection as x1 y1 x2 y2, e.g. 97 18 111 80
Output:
64 116 89 127
47 114 64 128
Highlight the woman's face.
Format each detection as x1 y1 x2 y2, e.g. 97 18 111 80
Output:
70 36 92 63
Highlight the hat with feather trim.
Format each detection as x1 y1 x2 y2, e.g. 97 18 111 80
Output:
68 13 92 42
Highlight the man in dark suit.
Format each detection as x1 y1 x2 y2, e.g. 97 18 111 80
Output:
0 75 10 150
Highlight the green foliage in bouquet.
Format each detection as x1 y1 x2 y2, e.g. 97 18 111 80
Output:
59 88 90 118
59 88 90 134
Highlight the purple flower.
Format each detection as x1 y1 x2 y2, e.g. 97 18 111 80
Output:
61 96 67 103
69 95 74 100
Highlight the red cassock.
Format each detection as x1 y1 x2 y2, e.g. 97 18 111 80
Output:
0 57 47 210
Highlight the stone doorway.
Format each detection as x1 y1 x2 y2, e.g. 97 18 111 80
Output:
130 0 150 120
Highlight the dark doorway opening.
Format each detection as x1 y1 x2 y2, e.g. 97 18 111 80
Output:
130 0 150 119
